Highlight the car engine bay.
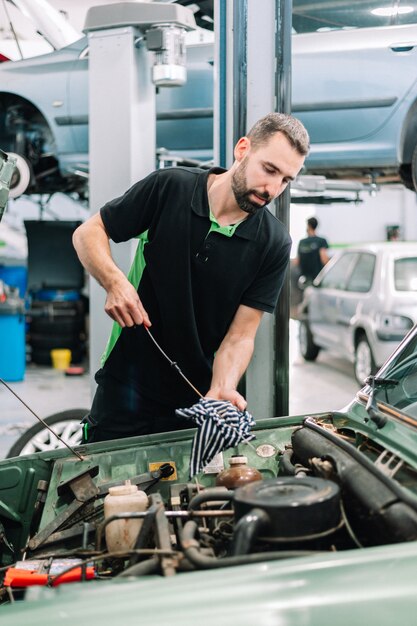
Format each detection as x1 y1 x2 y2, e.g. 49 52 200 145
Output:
2 412 417 601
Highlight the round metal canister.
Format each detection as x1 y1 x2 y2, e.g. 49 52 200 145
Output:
233 476 341 541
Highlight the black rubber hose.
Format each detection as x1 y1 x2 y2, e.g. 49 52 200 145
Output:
181 521 316 569
188 488 234 511
117 556 160 578
231 508 270 556
305 416 417 512
279 448 297 475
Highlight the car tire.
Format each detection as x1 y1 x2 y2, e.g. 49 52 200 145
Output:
30 316 84 335
299 320 320 361
29 332 83 350
6 408 87 458
354 336 376 386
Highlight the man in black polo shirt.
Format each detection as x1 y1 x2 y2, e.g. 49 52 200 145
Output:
296 217 329 284
73 112 309 443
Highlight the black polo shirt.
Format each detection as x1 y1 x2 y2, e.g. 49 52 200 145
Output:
99 166 291 406
298 235 329 280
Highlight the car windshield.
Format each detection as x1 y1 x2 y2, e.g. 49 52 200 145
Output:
372 328 417 418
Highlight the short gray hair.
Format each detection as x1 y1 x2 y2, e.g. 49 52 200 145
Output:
247 113 310 156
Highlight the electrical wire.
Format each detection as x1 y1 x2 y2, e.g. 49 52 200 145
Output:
339 499 364 549
50 548 179 586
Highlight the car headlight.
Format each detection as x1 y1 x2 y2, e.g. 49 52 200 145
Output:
376 314 414 341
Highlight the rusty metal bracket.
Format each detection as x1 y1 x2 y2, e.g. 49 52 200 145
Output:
28 466 99 551
150 493 177 577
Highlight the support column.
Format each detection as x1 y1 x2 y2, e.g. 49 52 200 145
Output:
87 25 156 386
84 2 195 393
214 0 292 419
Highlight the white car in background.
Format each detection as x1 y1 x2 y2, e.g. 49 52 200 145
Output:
299 242 417 385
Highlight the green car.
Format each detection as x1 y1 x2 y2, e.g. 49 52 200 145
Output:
1 320 417 624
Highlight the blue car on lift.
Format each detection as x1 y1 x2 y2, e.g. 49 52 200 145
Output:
292 0 417 191
2 0 417 198
0 0 214 198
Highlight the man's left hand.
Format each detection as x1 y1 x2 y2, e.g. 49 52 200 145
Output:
205 388 247 412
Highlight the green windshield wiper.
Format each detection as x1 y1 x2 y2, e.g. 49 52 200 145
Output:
365 375 399 429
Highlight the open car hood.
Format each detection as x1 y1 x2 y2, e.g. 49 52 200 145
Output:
2 369 417 626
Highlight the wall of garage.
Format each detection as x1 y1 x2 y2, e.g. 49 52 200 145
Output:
290 185 417 255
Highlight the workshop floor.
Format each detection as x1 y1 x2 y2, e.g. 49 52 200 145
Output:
0 321 359 460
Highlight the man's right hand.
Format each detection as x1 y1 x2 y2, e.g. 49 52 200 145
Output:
105 277 151 328
72 213 151 328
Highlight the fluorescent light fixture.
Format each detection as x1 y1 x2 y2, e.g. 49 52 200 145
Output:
12 0 82 48
371 6 414 17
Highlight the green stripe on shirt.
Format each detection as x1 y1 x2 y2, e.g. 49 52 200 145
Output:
208 209 244 237
100 230 149 366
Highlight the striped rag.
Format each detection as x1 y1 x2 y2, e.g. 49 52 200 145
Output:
175 398 256 477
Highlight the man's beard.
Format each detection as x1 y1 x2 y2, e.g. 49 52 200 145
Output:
231 159 271 215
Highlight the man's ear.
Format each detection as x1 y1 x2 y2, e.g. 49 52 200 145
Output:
234 136 251 162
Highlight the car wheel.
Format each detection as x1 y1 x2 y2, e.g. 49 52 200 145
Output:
354 336 376 386
30 316 84 335
299 320 320 361
29 332 84 349
6 408 87 458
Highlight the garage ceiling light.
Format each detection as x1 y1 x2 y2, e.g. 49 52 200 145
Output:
371 6 414 17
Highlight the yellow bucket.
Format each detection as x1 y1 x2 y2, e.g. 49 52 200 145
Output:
50 349 72 370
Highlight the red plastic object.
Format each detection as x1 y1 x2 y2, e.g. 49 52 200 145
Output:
4 566 95 587
65 366 85 376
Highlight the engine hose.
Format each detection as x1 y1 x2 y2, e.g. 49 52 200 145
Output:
181 520 317 569
279 448 297 475
231 508 270 556
304 416 417 512
117 556 160 578
188 488 234 511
